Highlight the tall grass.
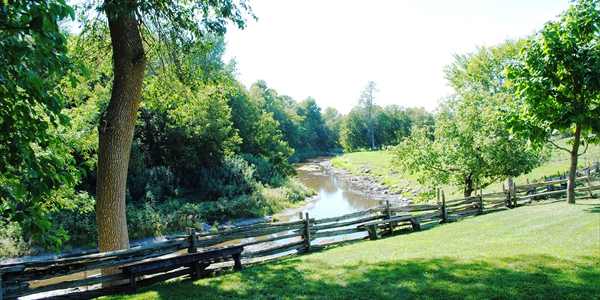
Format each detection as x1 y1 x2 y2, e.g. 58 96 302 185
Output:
104 199 600 300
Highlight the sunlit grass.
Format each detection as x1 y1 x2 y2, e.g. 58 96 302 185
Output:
513 139 600 186
331 150 420 187
104 199 600 300
331 138 600 197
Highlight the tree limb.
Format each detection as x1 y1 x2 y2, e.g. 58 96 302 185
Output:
546 138 572 154
577 141 589 157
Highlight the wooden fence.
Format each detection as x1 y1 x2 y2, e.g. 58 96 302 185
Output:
2 163 599 300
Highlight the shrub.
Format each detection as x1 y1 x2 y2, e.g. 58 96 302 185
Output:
180 155 259 202
0 223 33 257
127 202 166 239
127 166 177 203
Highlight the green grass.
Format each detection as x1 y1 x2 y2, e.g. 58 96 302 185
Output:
103 199 600 300
331 138 600 197
331 150 419 188
512 138 600 186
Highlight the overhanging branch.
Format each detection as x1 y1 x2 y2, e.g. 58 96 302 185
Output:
547 138 572 154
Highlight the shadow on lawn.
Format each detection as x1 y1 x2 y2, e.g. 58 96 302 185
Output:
584 205 600 213
140 253 599 300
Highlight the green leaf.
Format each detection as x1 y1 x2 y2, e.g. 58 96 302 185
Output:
29 15 43 30
13 211 26 223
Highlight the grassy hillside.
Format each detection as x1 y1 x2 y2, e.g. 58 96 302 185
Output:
332 138 600 198
512 138 600 185
104 199 600 300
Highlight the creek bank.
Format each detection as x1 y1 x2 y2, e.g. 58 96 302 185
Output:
4 157 413 263
313 159 417 206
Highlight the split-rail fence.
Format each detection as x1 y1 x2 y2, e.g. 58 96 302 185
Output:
2 162 598 300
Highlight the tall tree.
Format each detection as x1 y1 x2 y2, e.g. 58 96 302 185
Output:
505 0 600 204
297 97 327 153
93 0 254 277
322 107 342 150
394 40 544 197
339 108 367 152
357 81 378 150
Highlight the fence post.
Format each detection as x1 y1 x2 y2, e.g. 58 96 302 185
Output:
187 227 197 253
299 212 303 219
385 200 391 218
437 187 440 205
304 212 311 253
479 187 484 214
441 191 447 223
187 227 201 279
512 180 517 208
586 169 593 197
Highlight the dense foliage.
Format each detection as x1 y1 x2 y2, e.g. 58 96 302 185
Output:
0 0 83 251
393 40 547 197
505 0 600 203
4 1 593 257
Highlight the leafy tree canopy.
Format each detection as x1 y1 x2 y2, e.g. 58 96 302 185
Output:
394 40 546 197
505 0 600 203
0 0 85 251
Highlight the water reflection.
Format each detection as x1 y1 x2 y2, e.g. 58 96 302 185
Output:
293 158 381 220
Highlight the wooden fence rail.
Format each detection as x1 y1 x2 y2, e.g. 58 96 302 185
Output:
2 168 598 300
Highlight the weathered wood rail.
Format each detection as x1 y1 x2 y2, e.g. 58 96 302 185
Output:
2 164 598 299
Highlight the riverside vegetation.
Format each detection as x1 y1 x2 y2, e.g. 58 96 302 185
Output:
94 136 598 298
0 4 600 298
332 137 600 201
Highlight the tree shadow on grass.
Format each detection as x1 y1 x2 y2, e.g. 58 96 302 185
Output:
583 205 600 213
126 253 600 300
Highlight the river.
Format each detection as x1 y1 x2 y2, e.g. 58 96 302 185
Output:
286 157 388 221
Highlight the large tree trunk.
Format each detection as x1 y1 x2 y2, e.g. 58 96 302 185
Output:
96 2 147 279
566 123 581 204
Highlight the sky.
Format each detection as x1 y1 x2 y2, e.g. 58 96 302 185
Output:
222 0 573 114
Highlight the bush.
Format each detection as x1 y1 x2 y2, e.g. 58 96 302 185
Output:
240 153 287 187
127 202 166 239
127 166 178 203
180 155 259 202
0 223 33 257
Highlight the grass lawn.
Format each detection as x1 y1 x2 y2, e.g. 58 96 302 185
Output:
331 139 600 198
103 199 600 300
512 139 600 186
331 151 420 192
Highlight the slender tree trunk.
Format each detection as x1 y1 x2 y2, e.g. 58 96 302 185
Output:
463 172 474 197
370 130 375 150
567 123 581 204
96 3 147 279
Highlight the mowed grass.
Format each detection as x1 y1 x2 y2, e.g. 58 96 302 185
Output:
331 139 600 197
104 199 600 300
513 139 600 186
331 151 419 186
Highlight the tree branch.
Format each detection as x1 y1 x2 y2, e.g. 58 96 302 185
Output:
546 138 572 154
577 141 589 157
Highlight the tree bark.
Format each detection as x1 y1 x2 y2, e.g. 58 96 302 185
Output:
567 123 581 204
96 1 147 279
463 172 474 197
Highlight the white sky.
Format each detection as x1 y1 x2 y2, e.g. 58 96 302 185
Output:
223 0 572 114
